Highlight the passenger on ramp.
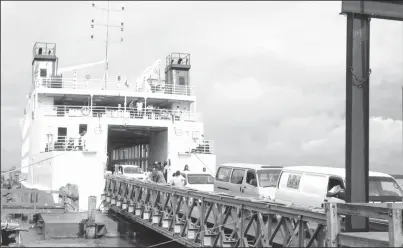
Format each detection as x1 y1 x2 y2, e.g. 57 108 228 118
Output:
156 164 166 184
170 171 186 188
148 163 166 184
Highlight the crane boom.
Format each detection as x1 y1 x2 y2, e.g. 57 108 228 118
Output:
57 59 106 75
141 59 161 80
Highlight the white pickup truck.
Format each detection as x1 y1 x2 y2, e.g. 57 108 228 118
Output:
113 165 146 181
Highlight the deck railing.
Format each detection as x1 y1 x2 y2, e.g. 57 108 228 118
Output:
46 136 84 152
38 105 203 122
33 42 56 58
35 77 195 96
192 140 215 154
166 53 191 66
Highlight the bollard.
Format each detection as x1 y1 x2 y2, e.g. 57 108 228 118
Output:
116 199 122 208
143 211 150 220
174 223 184 234
88 196 97 222
106 196 111 203
187 227 198 239
128 204 135 213
203 234 216 246
122 202 127 210
162 218 171 229
85 224 97 239
152 214 161 224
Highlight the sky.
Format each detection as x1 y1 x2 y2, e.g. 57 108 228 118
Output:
1 1 402 173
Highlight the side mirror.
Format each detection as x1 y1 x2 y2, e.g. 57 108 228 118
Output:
326 188 346 200
326 190 337 197
338 189 346 200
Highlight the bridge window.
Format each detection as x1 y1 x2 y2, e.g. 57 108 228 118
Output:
216 167 232 182
230 169 245 184
40 69 47 77
79 124 87 134
179 76 185 85
57 127 67 137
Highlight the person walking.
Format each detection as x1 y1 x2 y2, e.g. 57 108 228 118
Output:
169 171 186 188
156 164 166 184
128 100 135 118
163 161 169 182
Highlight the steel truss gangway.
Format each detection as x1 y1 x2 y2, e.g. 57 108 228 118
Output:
101 175 403 247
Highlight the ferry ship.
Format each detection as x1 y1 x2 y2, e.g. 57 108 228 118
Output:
20 42 217 210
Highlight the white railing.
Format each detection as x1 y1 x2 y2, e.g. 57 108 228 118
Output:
35 77 196 96
191 140 214 154
46 136 84 152
38 105 203 122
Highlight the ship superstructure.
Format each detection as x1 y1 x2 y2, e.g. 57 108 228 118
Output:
20 42 216 210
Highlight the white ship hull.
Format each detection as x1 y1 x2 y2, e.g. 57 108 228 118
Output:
23 123 216 211
21 46 216 211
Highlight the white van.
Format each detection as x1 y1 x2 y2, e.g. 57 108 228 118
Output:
275 166 403 209
214 163 282 200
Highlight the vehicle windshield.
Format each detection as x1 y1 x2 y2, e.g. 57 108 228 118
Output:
257 170 281 187
187 174 214 184
369 176 403 197
124 167 143 174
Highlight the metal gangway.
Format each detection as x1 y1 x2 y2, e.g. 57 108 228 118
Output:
102 175 403 248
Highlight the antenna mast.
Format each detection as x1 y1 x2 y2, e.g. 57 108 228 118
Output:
104 0 110 91
90 1 125 90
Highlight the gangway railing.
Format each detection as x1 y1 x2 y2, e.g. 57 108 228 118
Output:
327 202 403 247
102 175 402 247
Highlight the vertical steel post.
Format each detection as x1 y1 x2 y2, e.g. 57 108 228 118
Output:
345 13 371 232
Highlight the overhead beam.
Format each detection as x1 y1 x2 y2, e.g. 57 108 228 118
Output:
341 1 403 21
